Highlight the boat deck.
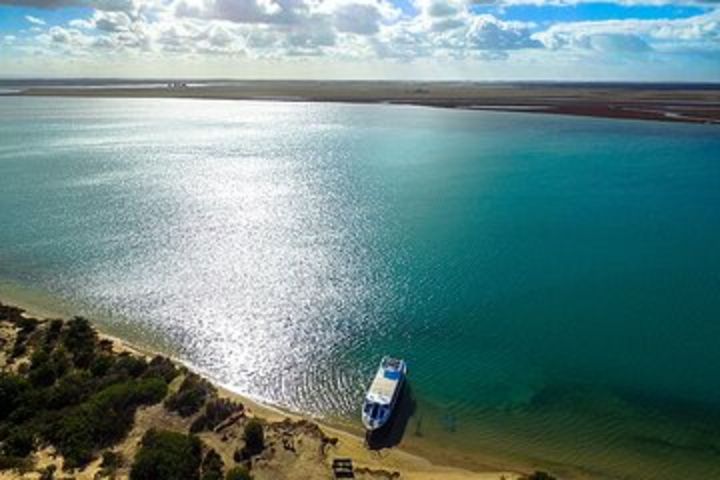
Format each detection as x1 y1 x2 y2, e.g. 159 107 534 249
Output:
366 368 402 405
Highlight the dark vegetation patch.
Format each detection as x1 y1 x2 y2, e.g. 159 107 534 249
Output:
201 448 224 480
234 419 264 462
191 398 243 433
225 466 253 480
524 472 558 480
130 429 203 480
165 373 216 417
0 303 180 470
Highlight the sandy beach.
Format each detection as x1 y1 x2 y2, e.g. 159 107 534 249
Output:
5 80 720 124
0 291 526 480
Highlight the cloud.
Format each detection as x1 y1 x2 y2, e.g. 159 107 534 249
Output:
25 15 47 26
470 0 720 5
0 0 136 11
174 0 296 24
466 15 541 49
535 9 720 53
333 3 384 35
7 0 716 74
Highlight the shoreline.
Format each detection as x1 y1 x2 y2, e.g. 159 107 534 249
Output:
0 288 526 480
3 81 720 125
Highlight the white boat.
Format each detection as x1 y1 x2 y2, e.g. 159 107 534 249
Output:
361 356 407 431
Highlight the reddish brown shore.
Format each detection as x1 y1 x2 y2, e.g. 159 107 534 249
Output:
7 81 720 124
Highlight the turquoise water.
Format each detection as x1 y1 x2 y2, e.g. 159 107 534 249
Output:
1 97 719 478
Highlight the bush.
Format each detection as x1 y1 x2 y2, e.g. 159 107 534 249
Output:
200 448 224 480
143 356 178 383
525 472 557 480
190 399 241 433
225 466 252 480
130 429 202 480
100 450 123 474
62 317 96 369
47 372 92 409
0 454 30 471
90 354 115 378
17 317 38 335
43 378 167 467
164 374 214 417
44 319 63 350
110 354 148 378
28 349 69 388
1 429 34 457
242 419 264 457
0 375 29 422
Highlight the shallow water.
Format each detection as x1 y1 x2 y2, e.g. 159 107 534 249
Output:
1 97 719 478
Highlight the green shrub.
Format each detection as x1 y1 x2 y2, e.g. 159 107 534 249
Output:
62 317 96 369
525 471 557 480
100 450 123 474
90 354 115 377
1 429 34 457
10 342 26 359
25 346 71 388
44 319 63 350
0 375 29 421
110 354 148 378
43 378 167 467
46 371 92 409
130 429 202 480
190 399 241 433
242 419 264 457
164 374 213 417
143 356 178 383
200 448 224 480
225 466 252 480
17 317 38 335
0 454 30 471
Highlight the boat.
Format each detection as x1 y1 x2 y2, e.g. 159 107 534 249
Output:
361 356 407 431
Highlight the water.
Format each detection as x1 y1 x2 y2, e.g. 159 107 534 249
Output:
1 97 719 478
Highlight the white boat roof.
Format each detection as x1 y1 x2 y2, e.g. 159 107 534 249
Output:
366 367 401 405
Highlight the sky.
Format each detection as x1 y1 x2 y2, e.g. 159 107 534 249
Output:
0 0 718 80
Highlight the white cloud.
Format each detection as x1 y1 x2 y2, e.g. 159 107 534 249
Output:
0 0 137 11
535 9 720 53
25 15 47 26
5 0 714 79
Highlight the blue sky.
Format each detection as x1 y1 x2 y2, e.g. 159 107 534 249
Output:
0 0 718 80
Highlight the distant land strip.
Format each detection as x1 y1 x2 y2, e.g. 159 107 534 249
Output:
4 81 720 124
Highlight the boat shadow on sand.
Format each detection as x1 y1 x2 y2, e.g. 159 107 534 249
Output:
365 382 416 450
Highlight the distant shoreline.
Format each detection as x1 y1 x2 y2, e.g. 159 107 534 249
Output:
3 81 720 125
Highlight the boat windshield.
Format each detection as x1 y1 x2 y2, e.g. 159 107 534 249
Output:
383 370 401 380
364 402 384 420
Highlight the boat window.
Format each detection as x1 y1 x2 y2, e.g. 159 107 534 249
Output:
384 370 400 380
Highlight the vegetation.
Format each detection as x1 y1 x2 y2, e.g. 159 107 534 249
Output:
200 448 224 480
42 377 168 467
100 450 123 476
62 316 97 369
0 374 29 421
191 398 242 433
0 309 179 469
130 429 202 480
225 466 253 480
524 471 558 480
242 419 264 457
0 304 270 479
165 373 215 417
